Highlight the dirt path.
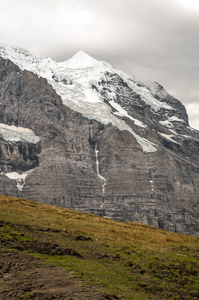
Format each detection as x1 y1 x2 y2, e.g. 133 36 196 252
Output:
0 249 109 300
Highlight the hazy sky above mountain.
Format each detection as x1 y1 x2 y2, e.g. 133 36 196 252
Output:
1 0 199 129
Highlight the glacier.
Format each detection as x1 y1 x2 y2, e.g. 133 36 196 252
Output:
0 44 158 152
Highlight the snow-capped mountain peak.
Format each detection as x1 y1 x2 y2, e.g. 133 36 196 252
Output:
0 44 192 153
63 50 101 69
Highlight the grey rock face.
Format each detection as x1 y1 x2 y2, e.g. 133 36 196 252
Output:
0 54 199 236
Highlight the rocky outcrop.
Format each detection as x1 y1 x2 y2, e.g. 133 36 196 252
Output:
0 50 199 236
0 137 41 172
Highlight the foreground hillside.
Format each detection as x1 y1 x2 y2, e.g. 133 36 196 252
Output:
0 196 199 299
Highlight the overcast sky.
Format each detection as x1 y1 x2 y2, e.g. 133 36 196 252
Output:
1 0 199 129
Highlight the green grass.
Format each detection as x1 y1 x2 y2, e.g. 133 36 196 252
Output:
34 254 150 299
0 224 33 241
19 292 33 299
0 195 199 299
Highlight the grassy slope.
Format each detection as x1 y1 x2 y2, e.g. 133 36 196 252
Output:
0 195 199 300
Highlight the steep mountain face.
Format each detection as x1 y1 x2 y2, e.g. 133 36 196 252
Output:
0 44 199 235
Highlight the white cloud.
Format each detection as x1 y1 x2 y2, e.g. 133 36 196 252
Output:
186 103 199 130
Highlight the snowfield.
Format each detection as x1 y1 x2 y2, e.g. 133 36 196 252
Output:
0 123 40 144
0 46 182 152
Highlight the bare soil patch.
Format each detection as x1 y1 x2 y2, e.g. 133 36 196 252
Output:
0 249 107 300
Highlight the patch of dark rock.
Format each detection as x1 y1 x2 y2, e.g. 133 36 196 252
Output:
127 261 142 271
97 254 111 259
46 227 62 233
75 235 93 241
127 261 134 267
0 238 83 258
138 283 148 289
103 293 120 300
0 220 9 226
112 254 120 260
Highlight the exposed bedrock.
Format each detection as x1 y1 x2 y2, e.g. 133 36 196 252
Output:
0 56 199 236
0 138 41 172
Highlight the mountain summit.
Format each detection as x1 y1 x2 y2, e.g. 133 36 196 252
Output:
0 44 199 235
64 50 101 68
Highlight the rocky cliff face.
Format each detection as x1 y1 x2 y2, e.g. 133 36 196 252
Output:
0 45 199 236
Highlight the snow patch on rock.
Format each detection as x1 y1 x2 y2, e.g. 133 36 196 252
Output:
0 123 41 143
158 132 181 144
2 168 35 191
168 116 185 123
114 69 173 112
110 100 147 128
